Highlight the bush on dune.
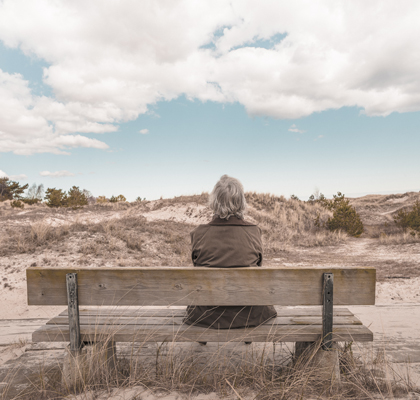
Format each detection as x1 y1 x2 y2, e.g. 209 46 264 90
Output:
45 186 90 208
394 200 420 234
325 193 364 237
0 178 28 201
110 194 126 203
11 200 24 209
311 192 364 238
67 186 88 209
96 195 108 204
45 188 68 207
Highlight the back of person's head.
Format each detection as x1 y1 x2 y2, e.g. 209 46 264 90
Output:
209 175 247 220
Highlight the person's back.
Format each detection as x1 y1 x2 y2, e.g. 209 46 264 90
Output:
183 175 277 329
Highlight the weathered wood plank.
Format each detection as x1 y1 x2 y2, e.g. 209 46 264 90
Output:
59 309 187 317
47 315 363 326
27 266 376 306
32 323 374 343
59 307 355 318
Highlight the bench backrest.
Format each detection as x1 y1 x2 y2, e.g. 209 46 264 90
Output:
27 266 375 307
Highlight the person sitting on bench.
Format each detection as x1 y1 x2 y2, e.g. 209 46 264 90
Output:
184 174 277 330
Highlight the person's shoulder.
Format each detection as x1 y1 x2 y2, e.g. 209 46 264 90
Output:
192 224 211 233
241 223 261 235
190 224 211 238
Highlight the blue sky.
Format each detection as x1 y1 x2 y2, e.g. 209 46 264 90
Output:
1 1 419 200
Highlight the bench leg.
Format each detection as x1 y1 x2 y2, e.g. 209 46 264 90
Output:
294 341 316 361
294 341 341 386
62 345 87 391
62 340 117 390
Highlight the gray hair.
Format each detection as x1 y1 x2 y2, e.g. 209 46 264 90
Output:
209 175 247 220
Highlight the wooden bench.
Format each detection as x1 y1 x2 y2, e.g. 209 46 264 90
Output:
26 266 375 383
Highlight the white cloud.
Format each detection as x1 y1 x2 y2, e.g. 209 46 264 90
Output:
9 174 27 180
314 135 324 141
0 70 111 155
139 129 149 134
0 170 27 180
288 124 305 133
40 170 75 177
1 0 420 154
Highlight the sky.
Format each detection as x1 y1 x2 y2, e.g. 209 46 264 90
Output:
0 0 419 201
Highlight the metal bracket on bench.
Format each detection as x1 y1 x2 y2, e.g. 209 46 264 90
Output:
66 273 82 354
322 272 333 350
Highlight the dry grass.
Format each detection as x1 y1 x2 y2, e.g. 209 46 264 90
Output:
0 214 194 265
378 232 420 245
245 192 347 252
2 329 418 400
150 192 209 211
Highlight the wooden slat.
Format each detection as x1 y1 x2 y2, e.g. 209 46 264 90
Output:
32 323 373 343
59 307 355 318
27 266 376 306
46 315 363 326
59 309 187 317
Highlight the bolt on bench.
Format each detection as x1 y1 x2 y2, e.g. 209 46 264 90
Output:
26 266 375 385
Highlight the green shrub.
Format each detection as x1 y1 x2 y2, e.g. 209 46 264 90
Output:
327 201 364 237
45 188 68 207
308 192 326 204
316 192 364 237
110 194 126 203
67 186 88 209
96 195 108 204
11 200 24 209
0 178 28 201
22 198 40 205
394 200 420 233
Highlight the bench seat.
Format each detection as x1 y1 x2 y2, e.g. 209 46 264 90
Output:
32 306 373 343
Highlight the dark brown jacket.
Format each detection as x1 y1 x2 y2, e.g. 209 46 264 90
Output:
184 216 277 329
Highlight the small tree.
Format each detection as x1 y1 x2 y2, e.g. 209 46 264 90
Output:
96 196 108 204
394 200 420 233
11 200 24 209
110 195 126 203
45 188 68 207
308 192 326 205
323 192 364 237
67 186 88 209
0 178 29 201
